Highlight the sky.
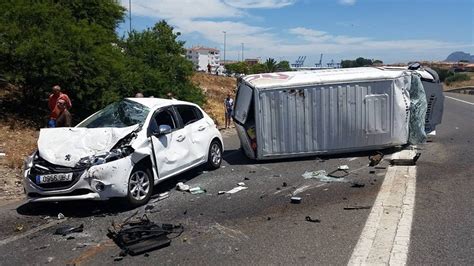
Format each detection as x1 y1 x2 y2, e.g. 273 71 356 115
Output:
117 0 474 65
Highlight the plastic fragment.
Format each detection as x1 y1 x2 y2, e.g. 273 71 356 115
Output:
305 216 321 223
290 197 302 204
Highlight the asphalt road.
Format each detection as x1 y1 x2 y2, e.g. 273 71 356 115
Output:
0 92 471 265
408 92 474 265
0 126 389 265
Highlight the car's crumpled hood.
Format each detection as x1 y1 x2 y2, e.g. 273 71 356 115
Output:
38 125 138 167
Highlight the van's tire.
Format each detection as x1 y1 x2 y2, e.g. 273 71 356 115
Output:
126 164 154 207
206 140 222 170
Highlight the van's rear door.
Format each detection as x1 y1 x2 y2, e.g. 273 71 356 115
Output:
233 83 253 124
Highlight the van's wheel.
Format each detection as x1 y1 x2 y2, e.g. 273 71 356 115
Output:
207 140 222 170
126 165 154 207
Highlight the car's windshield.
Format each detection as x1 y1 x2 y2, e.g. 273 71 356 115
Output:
77 99 150 128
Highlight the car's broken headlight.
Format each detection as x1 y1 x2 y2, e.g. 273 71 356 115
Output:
24 151 37 171
77 146 134 167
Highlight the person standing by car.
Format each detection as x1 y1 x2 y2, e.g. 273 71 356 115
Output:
48 85 72 127
55 99 72 127
224 94 234 129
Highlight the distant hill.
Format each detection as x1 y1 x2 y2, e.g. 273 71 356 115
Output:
445 51 474 62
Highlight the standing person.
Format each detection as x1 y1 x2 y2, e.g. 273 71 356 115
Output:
55 99 72 127
224 94 234 129
48 85 72 127
207 63 211 74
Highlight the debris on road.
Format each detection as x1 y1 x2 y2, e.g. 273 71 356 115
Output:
343 206 372 210
369 152 384 166
302 170 346 182
305 216 321 223
226 186 248 194
57 213 65 220
338 165 349 170
108 215 183 256
237 182 246 186
0 152 5 157
54 224 84 236
150 191 170 203
176 182 190 192
189 187 206 194
218 191 226 195
14 224 24 232
369 170 376 174
351 183 365 188
327 166 350 178
290 196 302 204
389 152 421 166
282 182 288 187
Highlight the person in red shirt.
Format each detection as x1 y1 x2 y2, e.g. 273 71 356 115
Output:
48 85 72 127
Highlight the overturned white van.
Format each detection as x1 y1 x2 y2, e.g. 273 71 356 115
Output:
233 66 444 160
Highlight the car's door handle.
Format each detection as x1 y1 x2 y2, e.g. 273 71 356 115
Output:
198 126 206 131
176 135 186 142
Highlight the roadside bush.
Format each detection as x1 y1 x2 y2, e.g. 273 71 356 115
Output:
445 73 470 85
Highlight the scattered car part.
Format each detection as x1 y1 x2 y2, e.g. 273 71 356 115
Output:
57 213 65 220
351 183 365 188
189 187 206 194
369 152 384 166
290 197 302 204
176 182 190 192
305 216 321 223
302 170 346 182
150 192 170 203
226 186 248 194
389 153 421 166
54 224 84 236
107 215 183 256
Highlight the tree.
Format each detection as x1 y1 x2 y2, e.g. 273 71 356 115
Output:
120 21 204 105
225 62 249 75
264 58 278 72
341 57 380 68
0 0 126 117
276 60 292 71
0 2 205 121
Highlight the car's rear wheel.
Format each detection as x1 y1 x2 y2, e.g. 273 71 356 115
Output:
127 165 154 207
207 140 222 170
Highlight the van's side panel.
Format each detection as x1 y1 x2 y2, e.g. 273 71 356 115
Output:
255 77 411 159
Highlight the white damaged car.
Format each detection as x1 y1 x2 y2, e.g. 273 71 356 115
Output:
23 98 223 206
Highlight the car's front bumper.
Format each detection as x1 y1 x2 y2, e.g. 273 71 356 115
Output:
24 156 134 202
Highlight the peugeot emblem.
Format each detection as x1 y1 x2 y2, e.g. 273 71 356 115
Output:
65 154 71 161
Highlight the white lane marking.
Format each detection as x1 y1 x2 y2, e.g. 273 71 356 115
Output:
445 95 474 106
348 150 417 266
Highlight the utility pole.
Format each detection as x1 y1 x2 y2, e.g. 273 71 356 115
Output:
241 43 244 62
129 0 132 33
222 31 226 65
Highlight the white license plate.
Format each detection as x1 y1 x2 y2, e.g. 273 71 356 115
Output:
36 173 73 184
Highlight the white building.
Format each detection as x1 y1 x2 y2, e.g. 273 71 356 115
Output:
186 46 221 73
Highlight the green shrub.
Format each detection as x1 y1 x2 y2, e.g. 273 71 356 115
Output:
445 73 470 85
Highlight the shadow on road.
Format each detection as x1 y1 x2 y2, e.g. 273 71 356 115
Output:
223 146 403 166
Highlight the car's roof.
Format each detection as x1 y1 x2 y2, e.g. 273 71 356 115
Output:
126 97 196 110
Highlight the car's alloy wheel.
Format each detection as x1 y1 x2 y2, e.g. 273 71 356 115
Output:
127 166 153 207
207 141 222 169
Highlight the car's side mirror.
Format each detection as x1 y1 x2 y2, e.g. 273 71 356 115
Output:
154 124 172 136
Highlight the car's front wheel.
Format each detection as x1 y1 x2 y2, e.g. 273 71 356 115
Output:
127 165 154 207
206 140 222 170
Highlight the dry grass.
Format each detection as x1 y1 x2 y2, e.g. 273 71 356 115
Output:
191 73 237 128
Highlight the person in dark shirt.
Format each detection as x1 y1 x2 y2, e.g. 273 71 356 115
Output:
55 99 72 127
